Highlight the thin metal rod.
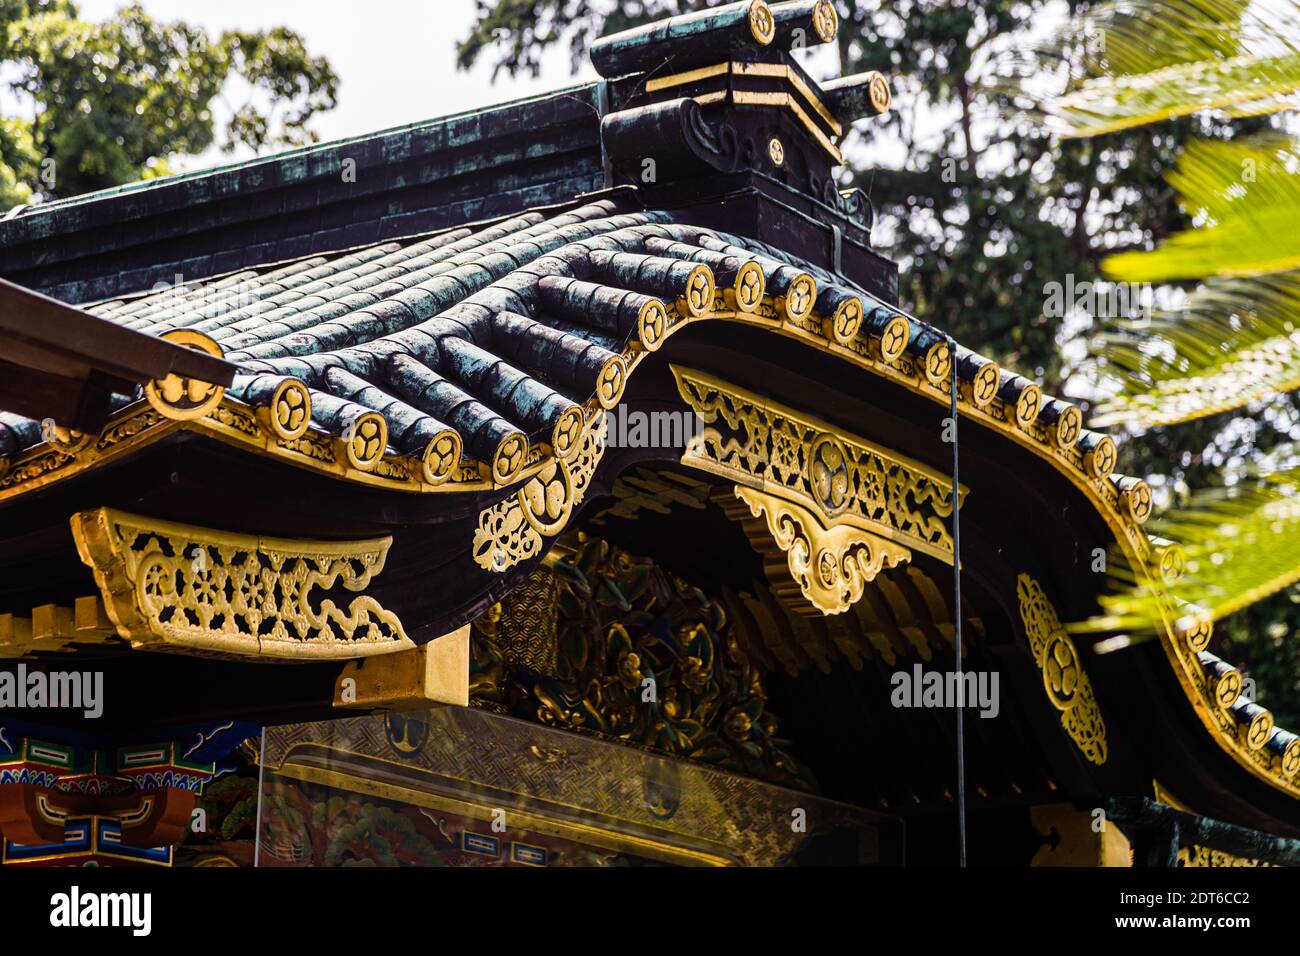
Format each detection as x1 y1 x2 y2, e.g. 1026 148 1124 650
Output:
253 727 267 867
948 338 967 867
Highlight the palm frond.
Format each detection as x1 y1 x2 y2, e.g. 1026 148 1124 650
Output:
1038 0 1300 136
1073 468 1300 638
1104 136 1300 281
1091 273 1300 427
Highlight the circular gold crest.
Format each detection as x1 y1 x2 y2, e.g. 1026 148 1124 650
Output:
1042 634 1081 711
971 363 1000 408
880 315 910 363
811 0 838 43
768 137 785 167
1158 545 1187 583
145 329 226 421
520 459 575 536
638 299 668 350
551 405 585 460
1123 480 1153 524
815 547 840 588
808 433 851 516
1213 669 1243 710
681 264 716 317
268 378 312 440
1283 739 1300 778
1085 436 1117 479
733 261 766 312
826 296 863 345
1055 405 1082 449
748 0 775 44
782 273 817 322
596 355 627 409
1246 710 1274 751
342 412 388 471
923 340 951 385
868 72 892 113
1015 384 1042 429
1175 613 1211 652
492 431 529 484
420 429 462 485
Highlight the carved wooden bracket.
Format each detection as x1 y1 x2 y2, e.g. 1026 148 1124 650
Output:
71 507 414 660
672 365 965 615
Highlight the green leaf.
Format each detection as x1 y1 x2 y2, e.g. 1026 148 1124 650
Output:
1091 272 1300 427
1076 468 1300 637
1037 0 1300 136
1104 137 1300 281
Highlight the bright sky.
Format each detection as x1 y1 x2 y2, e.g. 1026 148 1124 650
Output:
75 0 598 167
65 0 852 171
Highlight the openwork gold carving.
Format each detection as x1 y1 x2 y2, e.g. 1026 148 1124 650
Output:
473 415 607 572
734 486 911 614
71 507 414 660
1017 573 1108 765
145 330 227 421
673 365 963 570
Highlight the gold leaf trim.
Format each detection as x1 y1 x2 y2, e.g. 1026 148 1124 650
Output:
70 507 414 660
1017 573 1108 765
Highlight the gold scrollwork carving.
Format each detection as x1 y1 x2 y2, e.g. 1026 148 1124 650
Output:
1017 573 1108 765
71 507 414 660
735 486 912 614
473 415 607 572
672 365 964 567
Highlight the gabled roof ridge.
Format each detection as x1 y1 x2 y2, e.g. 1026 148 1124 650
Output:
4 81 597 223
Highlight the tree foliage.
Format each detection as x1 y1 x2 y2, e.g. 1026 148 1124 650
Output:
0 0 337 204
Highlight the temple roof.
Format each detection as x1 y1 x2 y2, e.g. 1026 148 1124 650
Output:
0 0 1295 827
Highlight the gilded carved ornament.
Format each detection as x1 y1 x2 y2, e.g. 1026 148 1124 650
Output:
473 415 607 572
1017 573 1108 765
672 365 964 615
71 507 414 660
144 330 228 422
